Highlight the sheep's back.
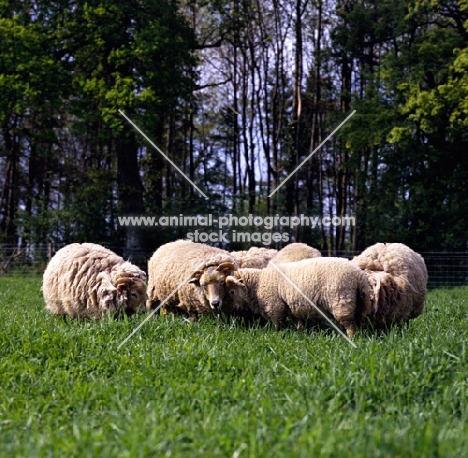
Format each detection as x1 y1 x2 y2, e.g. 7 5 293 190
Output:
231 246 278 268
270 243 321 264
148 240 231 292
147 240 235 313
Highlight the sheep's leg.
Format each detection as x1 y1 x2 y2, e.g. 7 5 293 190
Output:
267 301 289 331
146 299 161 312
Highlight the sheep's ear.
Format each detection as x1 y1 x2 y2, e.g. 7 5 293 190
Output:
188 270 202 286
116 278 135 293
225 275 244 287
216 262 237 274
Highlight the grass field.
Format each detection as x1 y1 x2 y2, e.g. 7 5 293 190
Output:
1 277 467 457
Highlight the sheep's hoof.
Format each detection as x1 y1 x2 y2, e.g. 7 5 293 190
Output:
295 320 305 331
273 322 283 331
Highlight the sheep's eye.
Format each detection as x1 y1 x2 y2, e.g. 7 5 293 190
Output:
230 290 235 295
131 292 138 299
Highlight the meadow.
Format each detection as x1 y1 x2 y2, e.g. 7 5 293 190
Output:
0 276 467 457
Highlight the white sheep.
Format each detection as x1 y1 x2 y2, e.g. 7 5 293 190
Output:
230 246 278 268
270 242 321 263
146 240 238 318
351 242 428 329
42 243 147 319
225 257 372 337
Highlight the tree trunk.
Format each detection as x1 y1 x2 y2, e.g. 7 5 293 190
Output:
115 129 145 258
0 120 20 249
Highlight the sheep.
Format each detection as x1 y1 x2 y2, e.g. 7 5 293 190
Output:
351 242 428 329
42 243 147 319
225 257 372 337
270 242 321 264
226 242 321 324
146 240 238 318
230 246 278 269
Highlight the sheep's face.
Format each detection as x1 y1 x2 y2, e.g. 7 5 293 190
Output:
116 277 148 315
189 262 236 310
92 273 118 313
225 275 249 311
365 270 397 314
97 285 119 313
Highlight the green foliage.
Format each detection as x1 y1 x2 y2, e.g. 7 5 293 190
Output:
1 278 468 456
380 2 468 250
0 18 65 118
0 0 199 247
332 0 468 250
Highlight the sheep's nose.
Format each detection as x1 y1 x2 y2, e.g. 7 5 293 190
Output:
210 299 220 309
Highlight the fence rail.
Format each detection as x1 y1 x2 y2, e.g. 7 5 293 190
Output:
1 244 467 289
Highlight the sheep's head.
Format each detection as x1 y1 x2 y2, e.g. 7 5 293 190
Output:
91 272 117 314
97 285 119 313
224 274 249 311
189 261 237 311
111 263 147 283
364 270 382 314
225 269 266 319
115 277 148 315
365 269 400 315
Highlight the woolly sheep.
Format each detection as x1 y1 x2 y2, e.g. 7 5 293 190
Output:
231 246 278 269
146 240 238 318
225 257 372 337
270 242 321 264
351 242 428 329
42 243 147 319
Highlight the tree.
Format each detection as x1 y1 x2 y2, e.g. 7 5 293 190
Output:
0 0 199 254
0 0 68 247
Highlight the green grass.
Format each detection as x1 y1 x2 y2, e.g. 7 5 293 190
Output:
0 277 467 457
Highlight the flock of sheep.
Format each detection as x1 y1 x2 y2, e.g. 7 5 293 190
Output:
42 239 428 336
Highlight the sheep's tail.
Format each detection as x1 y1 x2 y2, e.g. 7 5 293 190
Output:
355 272 373 327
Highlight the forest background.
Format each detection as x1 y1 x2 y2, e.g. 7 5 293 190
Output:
1 0 468 257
